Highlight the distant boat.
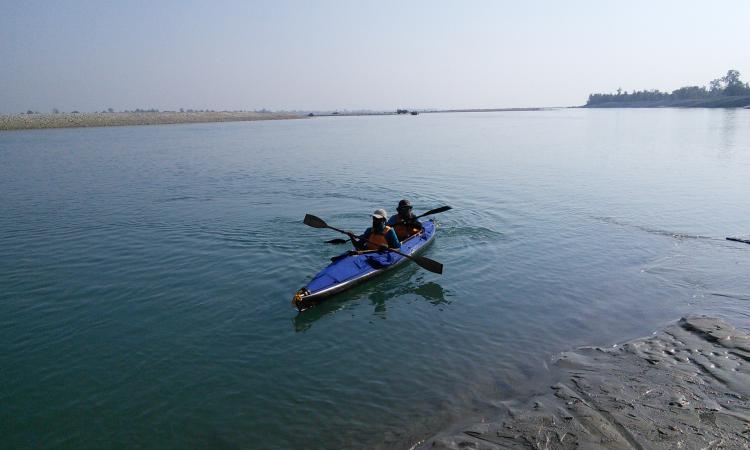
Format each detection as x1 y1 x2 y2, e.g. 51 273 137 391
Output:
410 111 419 115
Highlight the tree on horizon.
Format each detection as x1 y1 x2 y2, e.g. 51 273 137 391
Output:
587 69 750 106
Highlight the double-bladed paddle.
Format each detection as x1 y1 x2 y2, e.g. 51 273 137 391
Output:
304 214 443 274
415 205 452 219
323 205 452 244
324 238 349 244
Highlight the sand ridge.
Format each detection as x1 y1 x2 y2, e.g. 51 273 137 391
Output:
0 111 303 131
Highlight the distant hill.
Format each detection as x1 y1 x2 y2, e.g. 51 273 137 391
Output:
584 70 750 108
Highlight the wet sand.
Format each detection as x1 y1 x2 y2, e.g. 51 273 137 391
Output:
418 317 750 449
0 111 302 131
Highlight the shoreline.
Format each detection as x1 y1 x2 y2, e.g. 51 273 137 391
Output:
417 316 750 449
0 111 303 131
4 104 747 132
0 109 553 130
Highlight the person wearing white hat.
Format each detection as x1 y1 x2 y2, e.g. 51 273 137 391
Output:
347 209 401 251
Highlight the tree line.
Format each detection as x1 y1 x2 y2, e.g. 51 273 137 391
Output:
20 108 267 115
586 70 750 106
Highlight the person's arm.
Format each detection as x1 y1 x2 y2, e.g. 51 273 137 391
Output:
394 214 422 230
351 228 371 250
345 230 358 248
386 228 401 248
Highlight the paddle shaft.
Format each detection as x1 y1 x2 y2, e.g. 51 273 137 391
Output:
313 216 397 250
304 213 443 274
338 227 439 271
416 205 451 219
330 225 402 254
393 205 452 226
324 224 350 235
323 207 450 243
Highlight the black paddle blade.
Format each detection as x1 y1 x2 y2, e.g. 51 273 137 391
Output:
418 205 452 218
412 254 443 274
325 238 348 244
303 214 328 229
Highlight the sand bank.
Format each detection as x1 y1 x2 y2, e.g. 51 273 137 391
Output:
0 111 302 131
418 317 750 449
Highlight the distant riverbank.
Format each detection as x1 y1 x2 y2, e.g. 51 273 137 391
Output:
583 94 750 109
1 109 559 130
312 107 556 117
585 70 750 109
0 111 303 131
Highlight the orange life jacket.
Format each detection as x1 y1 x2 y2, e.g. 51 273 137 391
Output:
393 215 421 240
365 226 393 250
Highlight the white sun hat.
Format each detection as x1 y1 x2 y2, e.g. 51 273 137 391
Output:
371 209 388 220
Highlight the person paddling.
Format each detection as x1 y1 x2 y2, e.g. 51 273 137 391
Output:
387 199 423 240
347 209 401 251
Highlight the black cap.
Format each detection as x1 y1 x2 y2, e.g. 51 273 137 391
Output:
398 199 412 208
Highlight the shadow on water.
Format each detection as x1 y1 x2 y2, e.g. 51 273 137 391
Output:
368 281 450 317
292 297 350 333
292 277 450 333
413 281 450 305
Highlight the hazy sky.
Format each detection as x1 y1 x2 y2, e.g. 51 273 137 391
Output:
2 0 748 113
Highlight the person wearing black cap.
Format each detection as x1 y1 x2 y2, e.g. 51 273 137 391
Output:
387 199 423 240
347 209 401 251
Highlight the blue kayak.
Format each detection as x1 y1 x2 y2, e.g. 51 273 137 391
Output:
293 220 437 311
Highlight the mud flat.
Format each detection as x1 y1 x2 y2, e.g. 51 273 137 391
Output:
418 317 750 449
0 111 302 131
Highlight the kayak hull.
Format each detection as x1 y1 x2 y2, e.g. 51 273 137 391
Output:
293 220 437 311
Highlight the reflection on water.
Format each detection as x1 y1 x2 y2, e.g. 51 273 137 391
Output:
413 281 449 305
718 108 738 160
369 280 450 317
293 276 450 332
292 298 349 333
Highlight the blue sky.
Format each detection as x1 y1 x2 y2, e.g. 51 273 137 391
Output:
1 0 748 113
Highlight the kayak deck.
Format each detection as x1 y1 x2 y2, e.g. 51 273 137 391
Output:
293 220 437 311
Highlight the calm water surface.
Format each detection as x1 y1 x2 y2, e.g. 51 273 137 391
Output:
1 109 750 448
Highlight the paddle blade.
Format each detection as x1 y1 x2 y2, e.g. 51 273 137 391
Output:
412 255 443 274
303 214 328 229
325 238 349 244
418 205 452 218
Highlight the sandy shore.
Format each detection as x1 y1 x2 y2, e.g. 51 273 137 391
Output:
0 111 303 131
418 316 750 449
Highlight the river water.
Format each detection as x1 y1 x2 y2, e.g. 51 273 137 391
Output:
1 109 749 448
